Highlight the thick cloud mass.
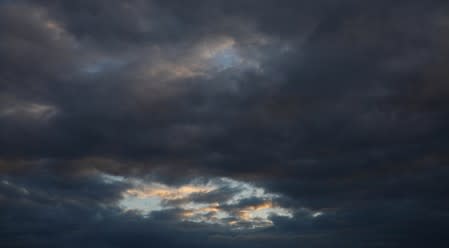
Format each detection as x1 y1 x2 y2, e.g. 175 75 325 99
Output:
1 0 449 247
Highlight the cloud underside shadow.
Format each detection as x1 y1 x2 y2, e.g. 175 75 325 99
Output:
1 0 449 247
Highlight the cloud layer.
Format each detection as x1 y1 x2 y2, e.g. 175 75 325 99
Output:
1 0 449 247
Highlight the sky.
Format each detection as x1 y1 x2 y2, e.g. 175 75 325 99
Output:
0 0 449 247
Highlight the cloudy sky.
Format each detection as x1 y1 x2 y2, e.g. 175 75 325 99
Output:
1 0 449 247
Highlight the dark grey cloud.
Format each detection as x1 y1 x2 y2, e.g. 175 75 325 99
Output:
1 0 449 247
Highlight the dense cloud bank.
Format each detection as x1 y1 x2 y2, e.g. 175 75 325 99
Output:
1 0 449 247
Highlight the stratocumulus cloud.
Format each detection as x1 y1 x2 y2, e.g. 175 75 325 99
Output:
0 0 449 247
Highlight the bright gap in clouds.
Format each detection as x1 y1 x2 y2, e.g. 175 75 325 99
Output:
210 46 241 70
103 175 299 229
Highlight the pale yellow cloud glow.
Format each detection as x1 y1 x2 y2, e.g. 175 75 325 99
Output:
145 63 204 81
234 201 293 228
115 177 295 229
126 183 214 200
197 37 236 59
238 201 274 221
142 36 242 82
